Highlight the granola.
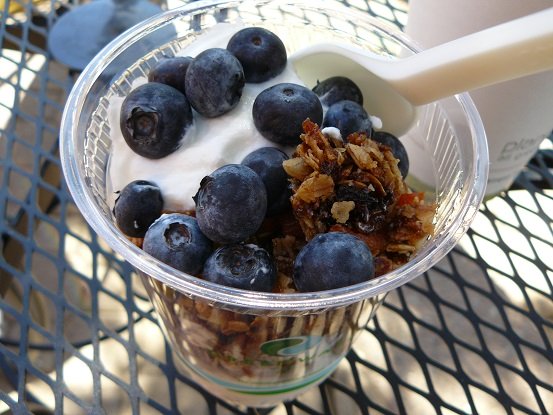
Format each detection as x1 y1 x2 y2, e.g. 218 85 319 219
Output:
141 274 381 387
283 119 435 277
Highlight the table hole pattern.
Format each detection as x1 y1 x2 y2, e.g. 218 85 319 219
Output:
1 1 552 414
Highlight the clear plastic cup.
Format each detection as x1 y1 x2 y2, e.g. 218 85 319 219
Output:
60 0 488 407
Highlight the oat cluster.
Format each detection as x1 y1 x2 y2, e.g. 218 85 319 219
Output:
280 119 435 278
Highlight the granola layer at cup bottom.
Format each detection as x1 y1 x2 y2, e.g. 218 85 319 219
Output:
140 273 383 406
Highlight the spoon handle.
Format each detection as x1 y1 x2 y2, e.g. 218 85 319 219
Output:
389 7 553 105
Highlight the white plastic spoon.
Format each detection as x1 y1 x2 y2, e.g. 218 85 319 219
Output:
290 8 553 136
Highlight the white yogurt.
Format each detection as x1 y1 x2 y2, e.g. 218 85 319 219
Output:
107 24 303 211
107 24 384 211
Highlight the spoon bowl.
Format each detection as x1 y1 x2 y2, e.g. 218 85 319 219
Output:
291 45 418 136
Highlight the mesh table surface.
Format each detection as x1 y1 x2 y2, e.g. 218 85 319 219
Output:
1 1 552 414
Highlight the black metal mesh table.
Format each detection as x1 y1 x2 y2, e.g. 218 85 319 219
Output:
1 1 552 414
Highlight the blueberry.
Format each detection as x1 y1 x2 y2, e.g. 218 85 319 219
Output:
372 131 409 178
312 76 363 107
185 48 245 117
143 213 212 275
227 27 287 83
193 164 267 244
322 100 372 139
293 232 375 292
148 56 193 94
120 82 193 159
203 243 276 292
241 147 290 216
253 83 323 145
113 180 163 238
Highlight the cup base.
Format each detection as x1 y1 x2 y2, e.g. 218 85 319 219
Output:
172 351 341 408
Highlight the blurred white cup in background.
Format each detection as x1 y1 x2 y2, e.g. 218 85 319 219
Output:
405 0 553 196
